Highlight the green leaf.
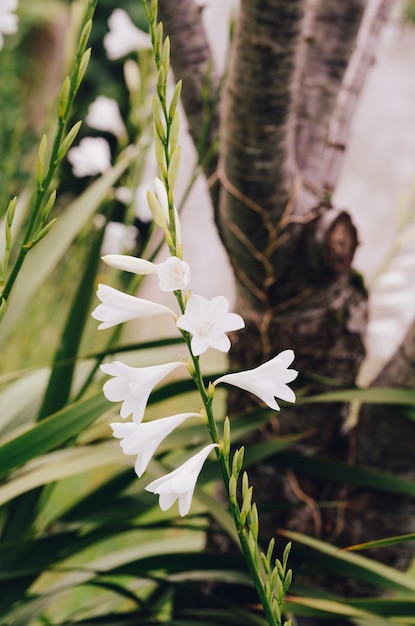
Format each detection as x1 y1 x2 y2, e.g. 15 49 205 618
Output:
279 529 415 593
0 151 133 347
301 387 415 406
343 532 415 553
37 223 106 419
276 452 415 496
0 394 110 477
0 441 125 505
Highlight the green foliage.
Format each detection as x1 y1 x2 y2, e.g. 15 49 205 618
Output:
403 0 415 22
1 2 415 626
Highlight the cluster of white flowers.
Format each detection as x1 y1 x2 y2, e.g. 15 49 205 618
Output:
92 181 298 516
0 0 19 50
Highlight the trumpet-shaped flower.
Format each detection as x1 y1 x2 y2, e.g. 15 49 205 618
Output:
104 9 151 60
86 95 127 139
176 294 244 356
102 254 157 276
102 254 191 293
91 283 175 330
111 412 200 477
102 255 191 292
0 0 18 50
145 443 218 516
156 256 191 292
67 137 111 177
101 361 186 423
214 349 298 410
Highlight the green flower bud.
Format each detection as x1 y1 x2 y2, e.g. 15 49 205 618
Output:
58 121 82 161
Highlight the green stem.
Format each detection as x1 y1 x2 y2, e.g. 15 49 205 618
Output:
1 0 98 303
175 317 278 624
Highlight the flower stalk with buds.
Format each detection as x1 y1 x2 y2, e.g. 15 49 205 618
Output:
92 2 297 624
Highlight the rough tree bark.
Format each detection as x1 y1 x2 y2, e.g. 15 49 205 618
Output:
159 0 413 621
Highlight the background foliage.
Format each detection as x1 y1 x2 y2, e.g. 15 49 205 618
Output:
1 1 415 625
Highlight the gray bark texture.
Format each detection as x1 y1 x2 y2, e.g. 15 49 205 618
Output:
159 0 413 621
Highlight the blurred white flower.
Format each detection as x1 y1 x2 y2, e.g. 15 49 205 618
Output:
176 294 244 356
115 184 153 222
111 412 200 476
103 254 191 292
104 8 151 60
91 283 175 330
101 222 138 257
145 443 218 516
102 360 185 423
67 137 111 177
86 95 127 139
214 349 298 411
0 0 18 50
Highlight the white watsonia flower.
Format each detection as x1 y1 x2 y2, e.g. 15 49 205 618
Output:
103 254 191 292
156 257 191 292
104 8 151 60
102 361 186 423
102 254 157 276
145 443 218 516
176 294 245 356
67 137 111 177
91 283 175 330
86 95 127 139
101 222 138 257
111 412 200 477
214 349 298 411
0 0 18 50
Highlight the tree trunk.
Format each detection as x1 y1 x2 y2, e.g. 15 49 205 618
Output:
159 0 412 620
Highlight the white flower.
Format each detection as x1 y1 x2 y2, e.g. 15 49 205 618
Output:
67 137 111 177
111 412 200 476
176 294 244 356
101 222 138 256
86 95 127 139
0 0 18 51
101 361 186 423
102 254 157 275
115 184 153 222
91 283 175 330
104 8 151 60
145 443 218 516
156 257 191 292
102 254 191 292
214 349 298 411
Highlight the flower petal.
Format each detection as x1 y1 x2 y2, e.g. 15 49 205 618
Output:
176 294 244 355
156 257 191 292
145 443 218 516
91 284 175 329
102 255 157 275
214 351 298 411
101 361 186 423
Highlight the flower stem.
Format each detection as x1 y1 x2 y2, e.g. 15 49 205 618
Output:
1 0 98 303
